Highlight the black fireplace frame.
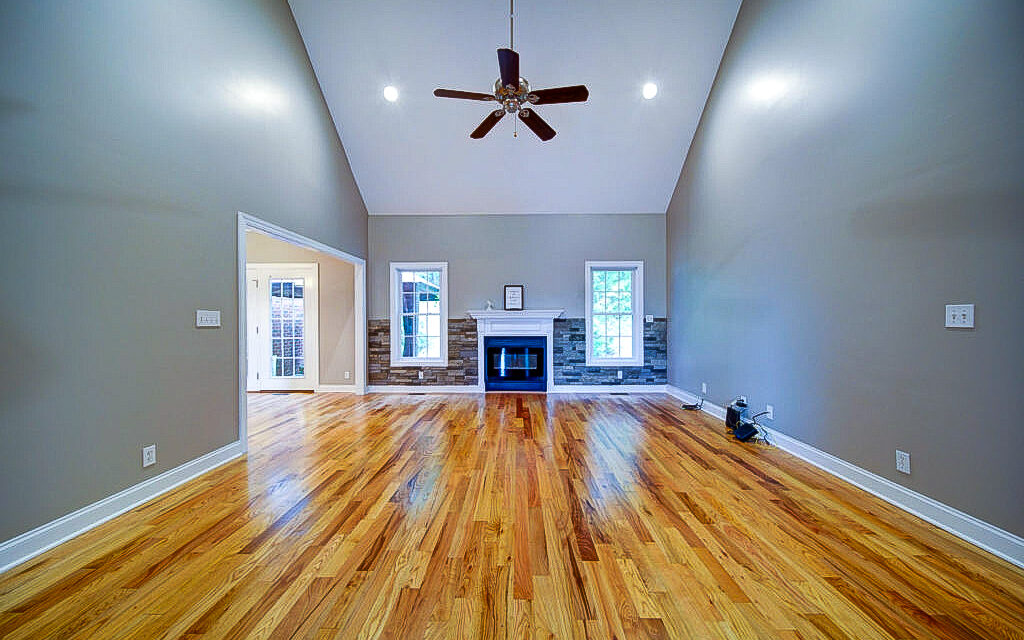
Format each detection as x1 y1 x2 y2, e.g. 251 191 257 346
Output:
483 335 547 392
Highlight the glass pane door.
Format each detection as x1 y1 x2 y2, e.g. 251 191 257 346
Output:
270 278 305 378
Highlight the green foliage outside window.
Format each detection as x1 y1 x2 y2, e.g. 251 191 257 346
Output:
591 269 633 359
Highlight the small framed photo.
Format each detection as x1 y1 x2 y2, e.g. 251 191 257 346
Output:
504 284 524 311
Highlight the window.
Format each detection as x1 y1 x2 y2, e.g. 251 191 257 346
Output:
586 261 644 367
270 277 306 377
390 262 448 366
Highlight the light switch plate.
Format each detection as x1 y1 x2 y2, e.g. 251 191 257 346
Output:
196 309 221 328
645 314 654 323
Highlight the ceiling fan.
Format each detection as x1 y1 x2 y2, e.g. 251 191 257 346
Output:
433 0 589 141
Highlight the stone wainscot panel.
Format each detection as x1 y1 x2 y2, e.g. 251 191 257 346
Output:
368 317 666 387
368 318 478 386
552 317 667 385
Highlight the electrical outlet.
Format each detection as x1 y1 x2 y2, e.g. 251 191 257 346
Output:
765 404 774 420
417 370 424 380
142 445 156 468
617 370 623 379
895 449 911 474
944 304 974 328
701 382 708 395
344 371 351 380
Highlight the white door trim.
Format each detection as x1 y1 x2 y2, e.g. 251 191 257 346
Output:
237 212 368 451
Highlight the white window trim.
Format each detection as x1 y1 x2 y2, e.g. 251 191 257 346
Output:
585 260 644 367
389 261 449 367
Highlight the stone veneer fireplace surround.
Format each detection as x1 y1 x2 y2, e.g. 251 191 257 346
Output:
367 311 665 391
467 309 564 393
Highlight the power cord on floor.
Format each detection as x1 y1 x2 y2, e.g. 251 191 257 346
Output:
681 397 704 411
747 411 774 446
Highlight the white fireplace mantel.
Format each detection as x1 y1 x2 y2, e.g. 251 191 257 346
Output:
467 309 564 333
467 309 564 391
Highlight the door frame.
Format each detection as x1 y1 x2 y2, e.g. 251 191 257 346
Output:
237 212 367 451
246 262 320 392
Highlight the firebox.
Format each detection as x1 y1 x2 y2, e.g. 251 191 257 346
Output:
484 336 547 391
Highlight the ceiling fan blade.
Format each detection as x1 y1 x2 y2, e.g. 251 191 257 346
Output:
529 85 589 105
434 89 495 101
517 108 556 141
470 110 506 139
497 48 519 88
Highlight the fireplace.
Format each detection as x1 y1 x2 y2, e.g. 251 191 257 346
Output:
484 336 546 391
468 308 563 393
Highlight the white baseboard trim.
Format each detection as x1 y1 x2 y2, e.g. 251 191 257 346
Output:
0 440 245 574
366 385 484 394
549 384 667 394
663 385 1024 569
317 384 360 393
763 427 1024 569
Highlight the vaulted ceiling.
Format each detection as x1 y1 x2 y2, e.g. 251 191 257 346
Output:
288 0 741 215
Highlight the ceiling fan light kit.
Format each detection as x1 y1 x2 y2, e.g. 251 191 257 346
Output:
433 0 589 141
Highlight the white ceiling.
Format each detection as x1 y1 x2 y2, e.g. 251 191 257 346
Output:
288 0 741 215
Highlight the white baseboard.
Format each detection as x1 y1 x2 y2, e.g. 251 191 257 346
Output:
367 385 484 394
764 427 1024 569
0 440 245 574
663 385 1024 569
549 384 667 394
317 384 360 393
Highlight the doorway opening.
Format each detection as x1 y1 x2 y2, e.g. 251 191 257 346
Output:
237 213 366 450
246 262 319 391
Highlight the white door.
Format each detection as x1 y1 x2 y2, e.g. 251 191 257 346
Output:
245 263 319 391
246 272 262 390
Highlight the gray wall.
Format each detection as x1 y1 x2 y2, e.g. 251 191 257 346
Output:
0 1 367 542
666 0 1024 536
368 214 666 319
246 232 356 386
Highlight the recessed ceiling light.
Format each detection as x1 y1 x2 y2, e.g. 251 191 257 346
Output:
642 83 658 100
383 85 399 102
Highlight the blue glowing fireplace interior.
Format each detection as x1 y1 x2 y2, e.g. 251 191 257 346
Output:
484 336 547 391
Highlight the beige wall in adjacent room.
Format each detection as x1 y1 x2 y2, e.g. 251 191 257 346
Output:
246 232 356 386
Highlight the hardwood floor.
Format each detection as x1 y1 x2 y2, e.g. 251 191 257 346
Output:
1 392 1022 639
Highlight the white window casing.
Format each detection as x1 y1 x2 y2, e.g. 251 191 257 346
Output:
389 261 449 367
585 260 644 367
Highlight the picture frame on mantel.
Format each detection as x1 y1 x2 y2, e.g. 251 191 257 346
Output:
504 285 524 311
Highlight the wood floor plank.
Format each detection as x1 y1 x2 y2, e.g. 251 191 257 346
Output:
0 392 1022 639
